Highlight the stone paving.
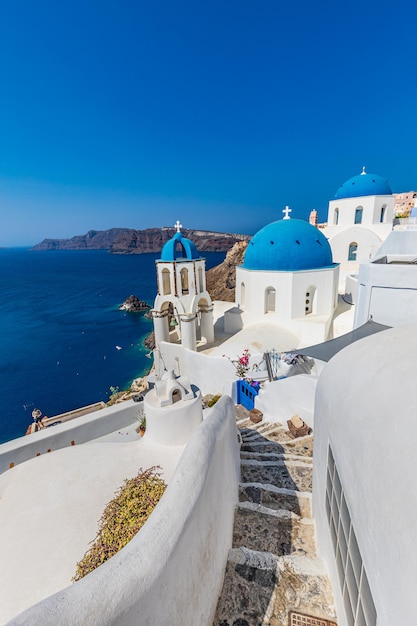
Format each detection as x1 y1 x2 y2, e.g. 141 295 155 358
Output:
213 407 337 626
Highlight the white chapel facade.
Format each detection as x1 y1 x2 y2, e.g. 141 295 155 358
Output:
322 167 395 270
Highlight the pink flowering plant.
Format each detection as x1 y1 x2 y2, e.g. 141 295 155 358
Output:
224 348 251 378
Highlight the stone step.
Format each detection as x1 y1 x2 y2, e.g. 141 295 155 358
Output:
239 482 312 518
269 555 337 626
240 450 313 465
213 546 279 626
241 438 313 458
241 426 297 445
213 550 335 626
241 458 313 493
240 423 280 440
232 502 316 557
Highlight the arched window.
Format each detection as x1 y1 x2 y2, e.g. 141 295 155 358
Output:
180 268 189 294
240 282 246 308
264 287 276 313
198 267 204 292
305 286 316 315
354 207 363 224
380 205 387 223
334 208 339 225
161 268 171 295
348 242 358 261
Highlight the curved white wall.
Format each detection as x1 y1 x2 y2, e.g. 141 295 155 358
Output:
9 396 240 626
144 387 202 446
313 325 417 626
0 400 142 474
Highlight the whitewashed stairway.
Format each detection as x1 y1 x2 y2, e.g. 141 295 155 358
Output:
213 406 337 626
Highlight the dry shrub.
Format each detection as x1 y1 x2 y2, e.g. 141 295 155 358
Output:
73 466 166 581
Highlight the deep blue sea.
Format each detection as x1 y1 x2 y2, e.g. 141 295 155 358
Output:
0 248 225 444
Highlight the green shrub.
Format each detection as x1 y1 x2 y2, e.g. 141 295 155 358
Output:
207 394 221 407
73 466 166 581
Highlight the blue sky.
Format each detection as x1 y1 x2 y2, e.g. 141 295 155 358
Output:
0 0 416 246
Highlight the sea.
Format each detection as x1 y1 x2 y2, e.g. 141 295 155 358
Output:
0 248 225 444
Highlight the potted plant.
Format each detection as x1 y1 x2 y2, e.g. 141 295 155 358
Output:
139 415 146 437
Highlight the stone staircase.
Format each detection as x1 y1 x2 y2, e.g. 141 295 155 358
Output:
213 407 337 626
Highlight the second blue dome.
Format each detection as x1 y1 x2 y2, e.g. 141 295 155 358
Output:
334 171 392 199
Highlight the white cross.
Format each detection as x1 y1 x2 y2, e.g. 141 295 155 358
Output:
282 206 292 220
174 219 182 232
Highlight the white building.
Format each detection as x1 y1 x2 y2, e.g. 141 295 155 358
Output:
323 168 395 270
234 216 340 345
313 323 417 626
151 221 214 351
354 229 417 328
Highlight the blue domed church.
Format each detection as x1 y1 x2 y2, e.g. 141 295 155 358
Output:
151 221 214 351
323 167 395 269
234 215 340 344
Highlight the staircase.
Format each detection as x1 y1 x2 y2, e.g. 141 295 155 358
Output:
213 407 337 626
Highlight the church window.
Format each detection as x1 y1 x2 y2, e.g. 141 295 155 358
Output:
305 286 316 315
161 268 171 295
334 208 339 225
265 287 276 313
180 268 189 294
380 205 386 223
348 243 358 261
354 207 363 224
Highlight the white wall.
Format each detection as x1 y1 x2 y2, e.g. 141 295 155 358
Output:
327 195 394 229
9 396 240 626
325 227 383 269
255 374 317 428
158 341 238 398
354 261 417 328
0 401 142 475
236 265 338 326
313 325 417 626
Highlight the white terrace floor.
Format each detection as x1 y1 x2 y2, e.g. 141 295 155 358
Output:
0 422 185 624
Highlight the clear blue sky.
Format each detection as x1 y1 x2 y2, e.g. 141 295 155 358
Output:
0 0 416 246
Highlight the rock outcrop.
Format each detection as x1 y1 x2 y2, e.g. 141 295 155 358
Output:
119 295 150 312
32 227 250 254
206 240 248 302
143 331 155 351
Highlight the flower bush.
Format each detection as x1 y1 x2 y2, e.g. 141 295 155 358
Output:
225 348 251 378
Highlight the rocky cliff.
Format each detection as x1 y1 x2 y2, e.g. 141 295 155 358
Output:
32 227 250 254
206 240 248 302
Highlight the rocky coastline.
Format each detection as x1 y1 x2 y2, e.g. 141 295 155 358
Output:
32 227 250 254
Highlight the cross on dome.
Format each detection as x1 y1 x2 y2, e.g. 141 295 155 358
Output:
282 206 292 220
361 166 367 175
174 219 183 233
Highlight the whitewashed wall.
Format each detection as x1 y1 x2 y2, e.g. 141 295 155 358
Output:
255 375 317 428
0 401 142 474
159 341 238 398
354 261 417 328
9 395 240 626
313 325 417 626
326 195 394 229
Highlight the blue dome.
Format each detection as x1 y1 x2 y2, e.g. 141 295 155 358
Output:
160 231 200 261
243 219 333 271
334 170 392 199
